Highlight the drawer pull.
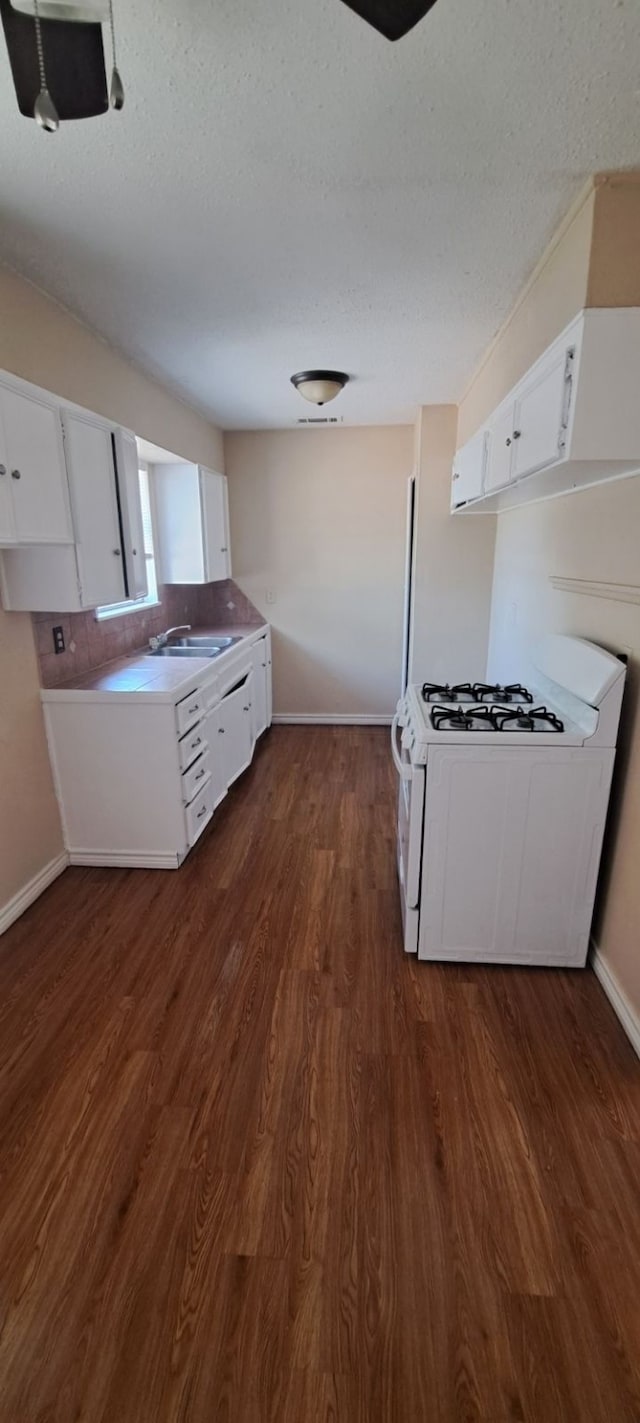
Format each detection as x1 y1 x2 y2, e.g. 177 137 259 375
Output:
187 703 200 716
197 804 207 820
11 468 21 480
195 767 206 781
191 736 202 749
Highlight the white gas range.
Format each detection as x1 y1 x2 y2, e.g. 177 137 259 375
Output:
392 634 626 966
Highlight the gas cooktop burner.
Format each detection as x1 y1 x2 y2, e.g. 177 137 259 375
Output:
473 682 534 704
429 704 565 733
422 682 476 703
422 681 534 705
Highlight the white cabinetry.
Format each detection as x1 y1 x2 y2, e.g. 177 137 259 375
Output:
154 463 231 584
63 412 127 608
484 402 516 495
213 673 255 788
250 628 272 737
452 309 640 512
0 380 72 546
0 407 146 612
451 429 487 508
42 635 265 869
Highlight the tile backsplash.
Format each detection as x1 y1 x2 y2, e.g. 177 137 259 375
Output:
34 579 265 688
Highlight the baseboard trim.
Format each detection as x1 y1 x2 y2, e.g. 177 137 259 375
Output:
0 852 69 937
272 714 393 726
591 941 640 1060
68 850 180 869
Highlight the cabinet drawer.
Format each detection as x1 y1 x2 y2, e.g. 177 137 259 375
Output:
176 689 206 737
185 779 213 846
182 752 210 805
178 722 207 772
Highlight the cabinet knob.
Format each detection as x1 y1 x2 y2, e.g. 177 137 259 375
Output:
220 547 228 553
132 547 138 556
513 430 521 440
505 437 512 447
218 727 225 734
452 471 460 481
0 464 6 476
113 548 122 557
11 468 21 480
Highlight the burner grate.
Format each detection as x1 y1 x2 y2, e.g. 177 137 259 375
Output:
493 706 564 733
422 682 476 704
473 682 534 705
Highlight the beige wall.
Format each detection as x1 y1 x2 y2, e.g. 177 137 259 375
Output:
588 174 640 308
458 172 640 1023
0 266 223 915
409 406 496 685
457 186 595 446
225 426 413 716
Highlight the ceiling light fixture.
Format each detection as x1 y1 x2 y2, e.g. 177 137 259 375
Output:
290 370 349 407
1 0 123 129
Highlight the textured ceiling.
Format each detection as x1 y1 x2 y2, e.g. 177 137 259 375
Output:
0 0 639 430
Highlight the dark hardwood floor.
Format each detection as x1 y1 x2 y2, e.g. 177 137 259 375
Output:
0 726 639 1422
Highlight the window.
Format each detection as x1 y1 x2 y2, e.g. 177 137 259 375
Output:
96 466 160 620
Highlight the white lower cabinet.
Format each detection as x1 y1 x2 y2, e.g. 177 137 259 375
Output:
42 643 263 868
251 629 272 738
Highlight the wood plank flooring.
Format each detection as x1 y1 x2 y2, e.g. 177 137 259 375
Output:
0 726 639 1422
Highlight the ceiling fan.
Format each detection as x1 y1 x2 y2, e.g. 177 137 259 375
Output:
339 0 440 42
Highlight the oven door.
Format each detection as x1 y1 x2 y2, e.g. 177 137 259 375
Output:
391 712 425 915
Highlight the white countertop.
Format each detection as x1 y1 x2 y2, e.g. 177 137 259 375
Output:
40 624 268 706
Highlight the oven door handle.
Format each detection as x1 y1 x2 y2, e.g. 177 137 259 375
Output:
391 713 412 781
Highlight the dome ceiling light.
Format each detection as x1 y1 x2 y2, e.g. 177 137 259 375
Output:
1 0 123 131
291 371 350 407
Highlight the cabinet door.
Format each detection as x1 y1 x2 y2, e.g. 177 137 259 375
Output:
62 413 126 608
251 640 269 737
451 429 487 507
217 676 254 787
0 411 16 545
114 428 148 599
201 470 231 582
484 403 516 493
0 385 72 544
511 347 572 480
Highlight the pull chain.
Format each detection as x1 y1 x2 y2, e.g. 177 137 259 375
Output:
33 0 59 131
108 0 124 109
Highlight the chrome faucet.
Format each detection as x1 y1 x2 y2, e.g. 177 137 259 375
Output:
149 624 192 651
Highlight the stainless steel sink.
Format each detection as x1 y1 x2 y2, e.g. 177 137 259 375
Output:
148 646 221 659
172 635 242 648
148 635 244 659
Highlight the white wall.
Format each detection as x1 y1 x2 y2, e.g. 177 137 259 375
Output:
487 479 640 1018
409 406 496 685
225 426 413 717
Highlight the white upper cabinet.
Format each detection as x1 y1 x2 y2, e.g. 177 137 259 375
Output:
452 308 640 512
201 470 231 583
155 463 231 584
63 412 127 608
0 381 72 546
0 372 147 612
511 344 573 481
113 428 148 600
484 403 516 495
451 428 487 508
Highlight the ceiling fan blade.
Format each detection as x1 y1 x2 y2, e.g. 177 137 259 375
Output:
339 0 439 41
